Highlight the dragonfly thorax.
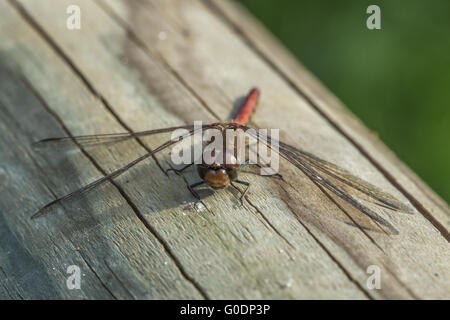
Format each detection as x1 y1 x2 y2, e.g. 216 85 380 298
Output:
202 126 244 169
201 149 241 169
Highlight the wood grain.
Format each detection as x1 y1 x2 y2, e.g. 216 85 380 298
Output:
0 0 448 299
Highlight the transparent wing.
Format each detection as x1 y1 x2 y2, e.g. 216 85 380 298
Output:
279 144 400 234
279 142 417 214
31 125 209 219
32 125 196 151
244 128 416 234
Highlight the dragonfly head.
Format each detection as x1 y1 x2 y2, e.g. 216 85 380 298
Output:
197 164 236 189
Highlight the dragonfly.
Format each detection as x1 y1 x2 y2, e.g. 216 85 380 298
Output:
32 88 416 234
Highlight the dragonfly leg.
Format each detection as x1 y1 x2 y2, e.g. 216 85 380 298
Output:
240 161 283 180
233 180 250 206
239 159 250 169
188 181 205 206
165 163 193 175
254 163 283 180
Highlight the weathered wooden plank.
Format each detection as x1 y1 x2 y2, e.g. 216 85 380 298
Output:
94 0 449 298
0 0 371 299
0 0 447 299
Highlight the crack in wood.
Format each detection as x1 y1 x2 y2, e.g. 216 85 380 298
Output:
94 0 222 124
230 184 297 250
74 245 118 299
0 266 24 300
103 258 135 299
280 199 374 299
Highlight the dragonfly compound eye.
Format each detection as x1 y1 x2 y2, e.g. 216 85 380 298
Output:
204 168 230 189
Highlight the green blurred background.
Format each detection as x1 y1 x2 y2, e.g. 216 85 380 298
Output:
238 0 450 204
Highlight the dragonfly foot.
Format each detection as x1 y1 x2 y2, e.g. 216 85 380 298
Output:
188 181 204 201
264 172 283 180
254 164 283 180
165 163 193 175
233 180 250 206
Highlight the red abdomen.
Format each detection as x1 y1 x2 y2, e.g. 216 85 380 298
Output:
234 88 260 126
